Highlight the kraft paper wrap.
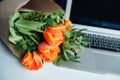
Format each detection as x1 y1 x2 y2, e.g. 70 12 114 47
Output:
0 0 62 58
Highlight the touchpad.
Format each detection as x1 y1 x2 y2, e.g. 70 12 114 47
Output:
60 48 120 75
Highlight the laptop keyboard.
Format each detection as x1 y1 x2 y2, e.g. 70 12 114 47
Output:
84 33 120 52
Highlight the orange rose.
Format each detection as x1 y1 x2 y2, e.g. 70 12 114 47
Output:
64 20 72 31
22 51 43 70
43 24 66 45
38 42 60 62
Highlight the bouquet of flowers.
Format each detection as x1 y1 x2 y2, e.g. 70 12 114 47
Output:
0 0 89 71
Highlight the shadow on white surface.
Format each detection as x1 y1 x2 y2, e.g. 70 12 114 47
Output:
0 40 120 80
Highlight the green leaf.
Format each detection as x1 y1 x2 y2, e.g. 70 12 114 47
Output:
41 14 48 22
9 27 23 44
27 45 37 51
79 28 87 32
65 44 74 49
21 12 33 19
67 54 75 60
53 55 63 66
63 51 70 60
54 10 64 16
9 35 23 44
65 50 75 57
22 43 27 51
49 14 55 19
17 27 35 36
82 37 90 42
47 18 56 26
17 40 28 51
55 15 60 23
15 19 45 32
9 27 16 37
9 11 21 27
71 59 80 63
65 31 71 38
76 37 82 42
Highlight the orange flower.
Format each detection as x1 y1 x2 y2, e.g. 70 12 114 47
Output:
22 51 43 70
38 42 60 62
43 24 66 45
64 20 72 31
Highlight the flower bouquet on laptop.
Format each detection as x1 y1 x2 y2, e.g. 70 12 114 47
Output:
0 0 89 70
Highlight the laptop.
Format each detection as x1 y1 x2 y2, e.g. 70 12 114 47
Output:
55 0 120 75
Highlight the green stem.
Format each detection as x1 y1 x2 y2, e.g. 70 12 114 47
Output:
29 36 39 44
16 25 44 33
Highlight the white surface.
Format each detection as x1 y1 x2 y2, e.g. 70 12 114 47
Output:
0 40 120 80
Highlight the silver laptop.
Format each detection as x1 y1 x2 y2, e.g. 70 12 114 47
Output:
56 0 120 75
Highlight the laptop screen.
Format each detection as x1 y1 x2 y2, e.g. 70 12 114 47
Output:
70 0 120 30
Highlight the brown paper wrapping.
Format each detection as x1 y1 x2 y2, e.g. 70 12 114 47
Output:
0 0 62 58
